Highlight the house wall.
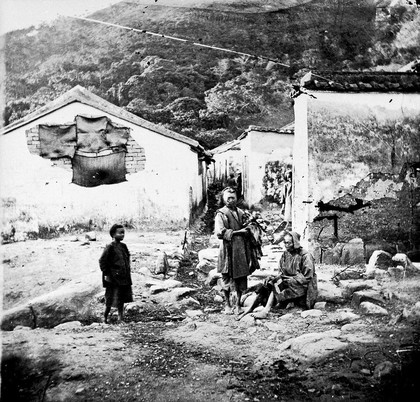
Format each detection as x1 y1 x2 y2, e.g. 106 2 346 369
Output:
212 149 242 184
293 91 420 253
243 131 294 206
0 102 203 232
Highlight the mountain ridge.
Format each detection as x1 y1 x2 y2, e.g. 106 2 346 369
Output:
3 0 419 148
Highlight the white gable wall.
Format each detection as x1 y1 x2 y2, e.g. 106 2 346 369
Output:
0 102 202 229
212 149 242 182
243 131 294 206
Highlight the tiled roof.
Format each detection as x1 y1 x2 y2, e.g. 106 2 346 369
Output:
300 71 420 92
211 140 241 155
238 123 295 140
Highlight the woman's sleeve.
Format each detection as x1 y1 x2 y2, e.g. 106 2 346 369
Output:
294 253 315 285
273 254 286 282
215 212 234 241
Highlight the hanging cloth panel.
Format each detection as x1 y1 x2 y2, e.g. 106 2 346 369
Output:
72 150 126 187
38 124 77 158
75 115 110 152
106 121 130 149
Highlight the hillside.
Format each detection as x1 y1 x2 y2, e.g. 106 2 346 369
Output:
3 0 420 148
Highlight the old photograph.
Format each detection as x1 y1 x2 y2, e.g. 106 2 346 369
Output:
1 0 420 400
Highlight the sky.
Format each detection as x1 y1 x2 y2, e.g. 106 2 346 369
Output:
0 0 312 35
0 0 123 34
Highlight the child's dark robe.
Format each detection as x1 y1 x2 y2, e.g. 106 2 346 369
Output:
99 242 132 287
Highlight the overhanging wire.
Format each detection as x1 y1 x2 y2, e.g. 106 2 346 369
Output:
70 16 291 68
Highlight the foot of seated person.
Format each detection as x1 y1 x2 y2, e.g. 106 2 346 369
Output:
234 306 244 315
251 309 270 319
222 305 234 315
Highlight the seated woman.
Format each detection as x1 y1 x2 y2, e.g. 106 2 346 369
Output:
249 231 318 319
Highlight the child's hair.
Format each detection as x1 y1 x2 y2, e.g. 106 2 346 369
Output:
109 224 124 238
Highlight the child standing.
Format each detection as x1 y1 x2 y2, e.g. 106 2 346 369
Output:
99 224 133 323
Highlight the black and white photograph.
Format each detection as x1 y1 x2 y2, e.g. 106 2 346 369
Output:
1 0 420 401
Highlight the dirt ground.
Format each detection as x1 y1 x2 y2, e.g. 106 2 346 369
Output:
2 230 420 401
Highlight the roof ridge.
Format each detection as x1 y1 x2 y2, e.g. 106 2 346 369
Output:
2 86 202 150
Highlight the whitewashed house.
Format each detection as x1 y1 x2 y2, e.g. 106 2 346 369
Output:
211 124 294 206
0 86 211 235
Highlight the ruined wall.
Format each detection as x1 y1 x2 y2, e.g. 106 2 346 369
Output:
305 92 420 257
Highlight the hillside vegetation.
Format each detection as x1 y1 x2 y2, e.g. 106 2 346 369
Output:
3 0 420 148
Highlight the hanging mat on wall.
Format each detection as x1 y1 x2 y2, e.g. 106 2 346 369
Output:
106 121 130 148
38 124 77 158
75 115 130 152
75 115 109 152
72 150 126 187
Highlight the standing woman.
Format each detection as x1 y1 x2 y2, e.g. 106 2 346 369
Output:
215 187 252 315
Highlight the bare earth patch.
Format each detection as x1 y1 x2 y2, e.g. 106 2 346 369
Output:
2 231 420 401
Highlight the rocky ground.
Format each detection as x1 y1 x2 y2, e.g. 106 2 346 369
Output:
2 229 420 401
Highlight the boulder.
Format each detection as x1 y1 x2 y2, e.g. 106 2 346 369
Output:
205 268 221 287
1 274 102 330
340 279 378 299
367 250 393 271
125 302 145 313
264 322 284 332
352 290 385 308
196 260 216 276
301 309 323 318
185 310 204 318
314 302 327 310
392 253 419 274
13 325 32 331
273 329 347 363
333 266 364 280
340 238 365 266
340 331 379 344
333 310 361 325
317 282 346 304
341 323 366 333
85 231 96 241
170 287 198 301
359 302 388 316
149 279 182 294
365 243 397 262
54 321 82 330
214 295 224 303
198 248 219 264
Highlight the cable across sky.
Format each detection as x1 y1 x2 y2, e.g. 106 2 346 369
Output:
70 16 291 68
